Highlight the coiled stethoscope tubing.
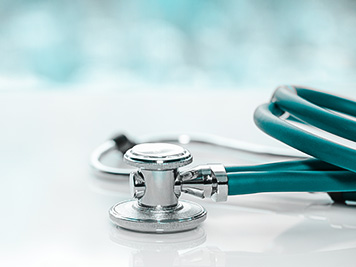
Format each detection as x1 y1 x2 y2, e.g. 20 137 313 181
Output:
248 85 356 202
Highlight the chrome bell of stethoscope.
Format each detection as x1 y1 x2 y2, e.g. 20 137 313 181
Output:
109 142 228 233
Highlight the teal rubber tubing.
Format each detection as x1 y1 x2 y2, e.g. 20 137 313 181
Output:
254 101 356 173
272 86 356 142
227 170 356 195
227 86 356 201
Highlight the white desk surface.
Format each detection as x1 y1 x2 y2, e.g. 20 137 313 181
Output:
1 90 355 267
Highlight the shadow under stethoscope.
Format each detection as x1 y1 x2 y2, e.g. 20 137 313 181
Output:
109 202 356 267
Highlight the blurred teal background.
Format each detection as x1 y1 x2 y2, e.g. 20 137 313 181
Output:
1 0 356 91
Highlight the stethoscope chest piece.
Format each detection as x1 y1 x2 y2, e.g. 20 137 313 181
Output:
109 143 207 233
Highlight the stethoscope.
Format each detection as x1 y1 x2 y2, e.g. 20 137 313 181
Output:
91 85 356 233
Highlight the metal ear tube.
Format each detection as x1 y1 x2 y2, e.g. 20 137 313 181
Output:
109 143 228 233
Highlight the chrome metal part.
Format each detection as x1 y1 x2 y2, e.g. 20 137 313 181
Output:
110 143 207 233
110 199 207 233
130 170 145 199
137 169 179 207
178 164 228 202
124 143 192 170
125 143 192 207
